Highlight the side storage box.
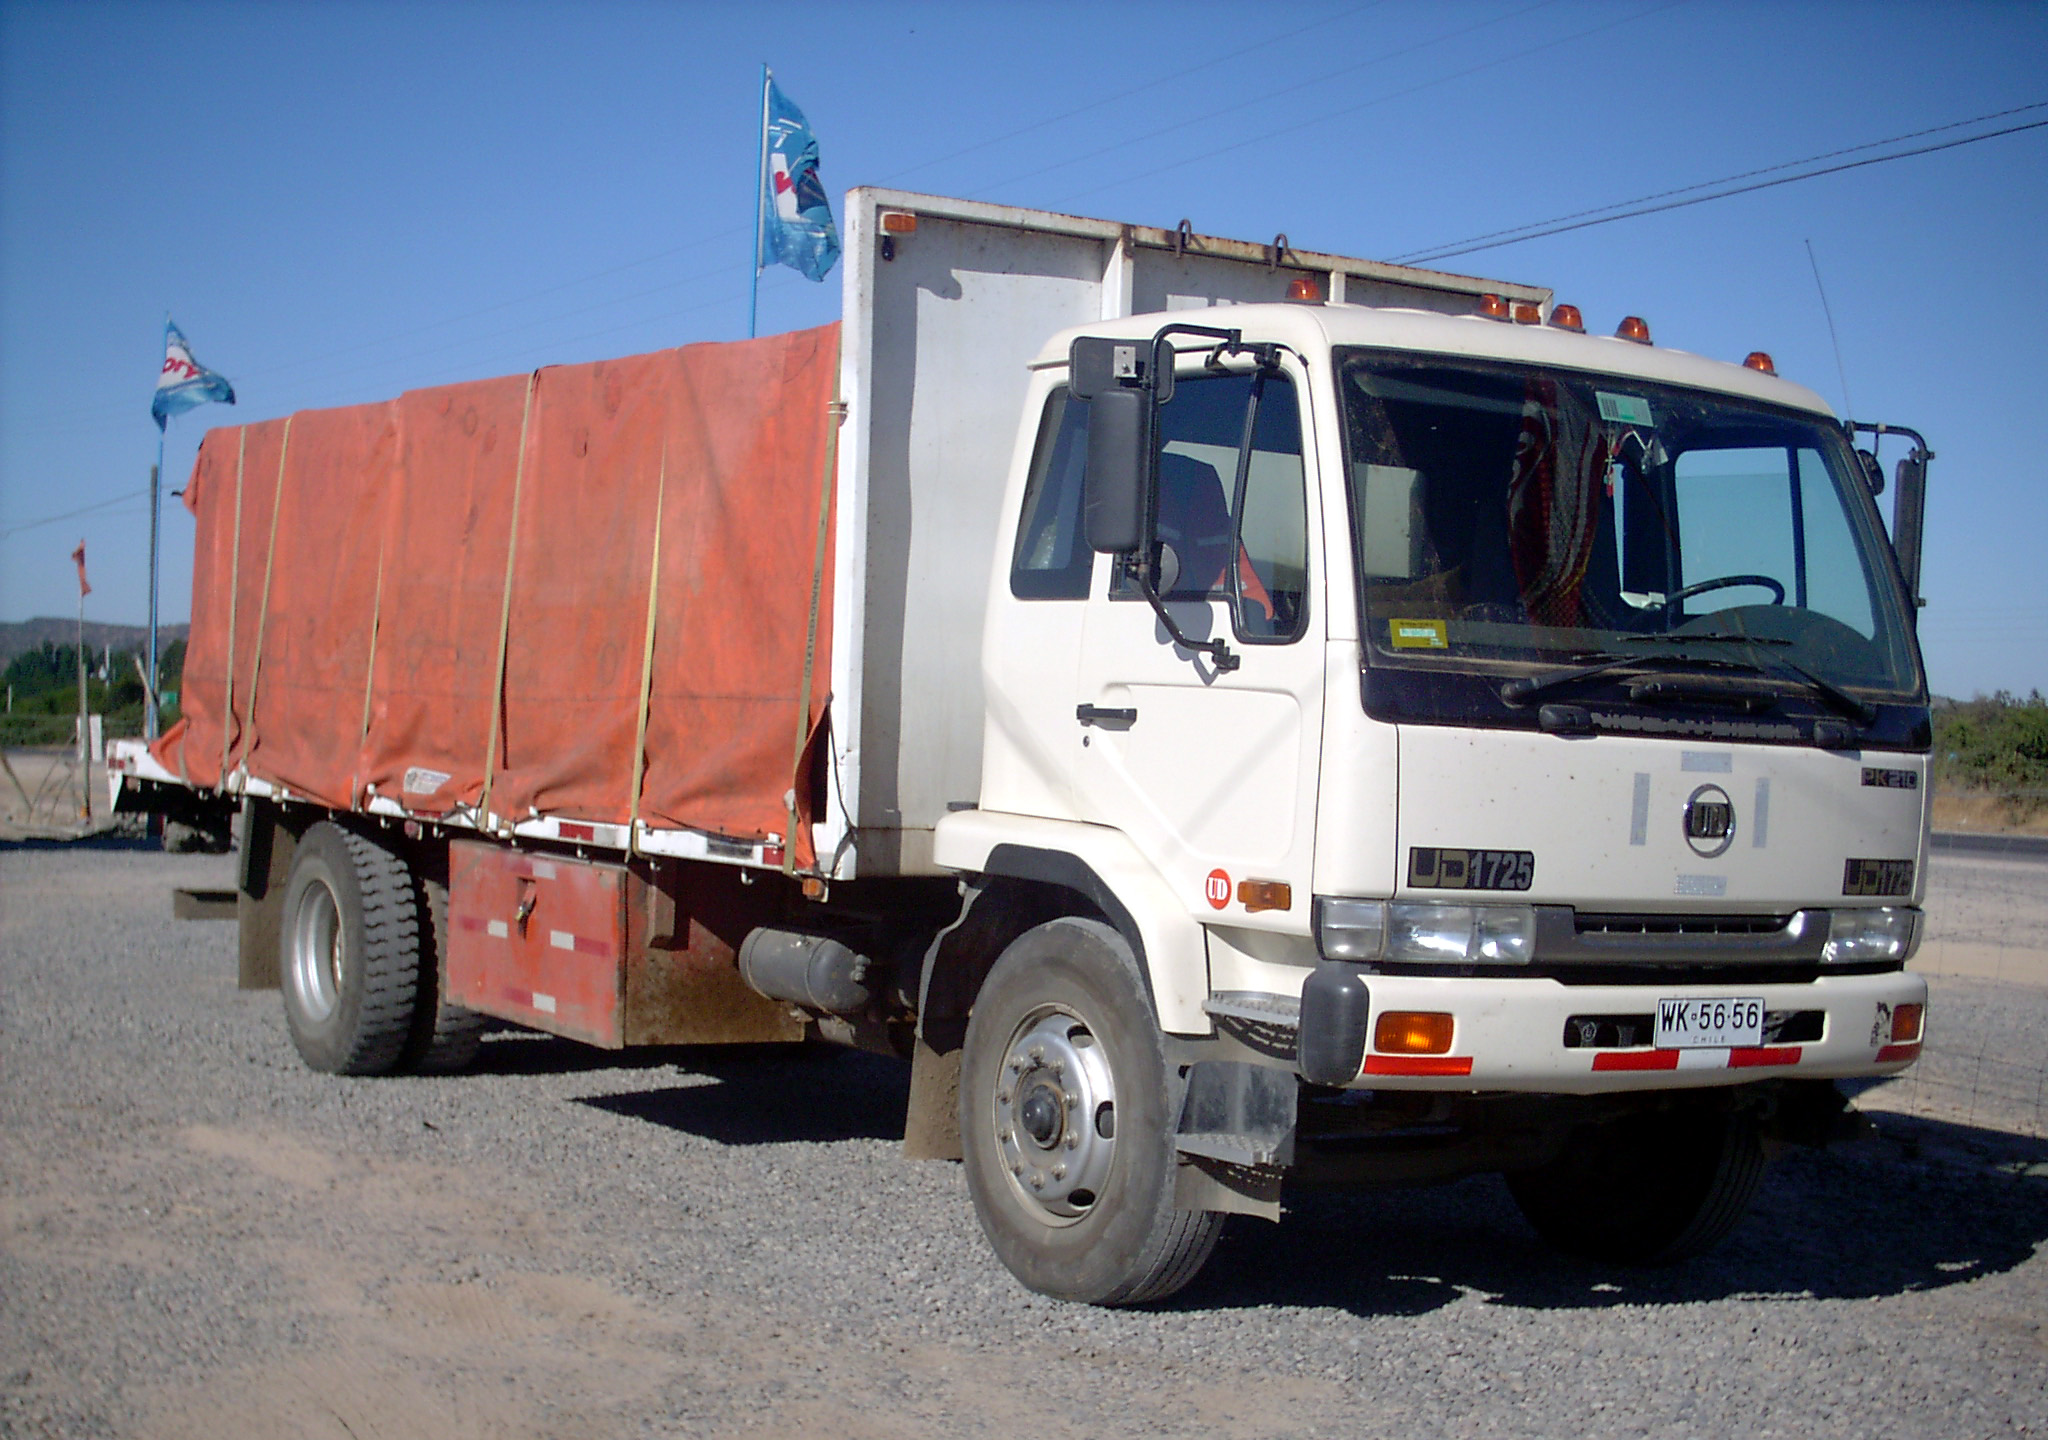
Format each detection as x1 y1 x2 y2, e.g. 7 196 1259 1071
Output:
445 840 802 1048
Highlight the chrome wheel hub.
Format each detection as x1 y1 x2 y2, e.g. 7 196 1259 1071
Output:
289 880 343 1022
992 1006 1117 1225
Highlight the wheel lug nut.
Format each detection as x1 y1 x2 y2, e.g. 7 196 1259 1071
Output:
996 1089 1010 1104
1000 1128 1014 1144
1028 1171 1045 1190
1052 1163 1067 1181
1064 1134 1078 1149
1028 1045 1044 1063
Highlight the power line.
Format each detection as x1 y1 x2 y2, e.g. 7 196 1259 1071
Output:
1386 99 2048 262
1393 114 2048 263
0 488 151 542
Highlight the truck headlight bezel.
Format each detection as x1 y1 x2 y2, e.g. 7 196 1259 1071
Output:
1313 896 1536 966
1823 906 1921 965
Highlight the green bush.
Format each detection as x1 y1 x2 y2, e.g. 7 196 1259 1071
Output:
1934 690 2048 819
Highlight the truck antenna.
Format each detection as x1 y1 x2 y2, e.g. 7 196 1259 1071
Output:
1805 238 1854 420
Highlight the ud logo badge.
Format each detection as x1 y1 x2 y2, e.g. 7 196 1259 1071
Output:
1683 783 1736 858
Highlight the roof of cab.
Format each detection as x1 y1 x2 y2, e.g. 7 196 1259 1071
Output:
1031 302 1836 420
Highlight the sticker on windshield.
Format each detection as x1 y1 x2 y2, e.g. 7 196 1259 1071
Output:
1596 391 1654 427
1389 618 1448 649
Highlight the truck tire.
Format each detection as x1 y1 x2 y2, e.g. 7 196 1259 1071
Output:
960 917 1223 1305
400 872 485 1074
278 822 421 1075
1505 1102 1766 1265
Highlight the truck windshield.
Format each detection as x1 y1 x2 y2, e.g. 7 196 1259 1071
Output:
1337 349 1922 702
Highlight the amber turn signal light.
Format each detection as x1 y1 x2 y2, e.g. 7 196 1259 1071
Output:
1744 351 1777 374
879 211 919 234
1374 1011 1455 1055
1615 315 1652 344
1891 1002 1924 1043
1548 303 1584 333
1237 879 1292 913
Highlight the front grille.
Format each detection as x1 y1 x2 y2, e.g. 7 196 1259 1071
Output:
1574 912 1794 938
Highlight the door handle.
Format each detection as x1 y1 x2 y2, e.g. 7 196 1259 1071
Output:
1076 704 1137 727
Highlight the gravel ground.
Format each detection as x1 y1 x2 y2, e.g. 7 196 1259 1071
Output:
2 841 2044 1439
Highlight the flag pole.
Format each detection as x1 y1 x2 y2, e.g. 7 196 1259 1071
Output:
76 546 89 821
750 62 770 340
146 428 164 740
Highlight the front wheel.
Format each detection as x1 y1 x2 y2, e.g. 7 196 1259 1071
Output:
960 918 1222 1305
1506 1101 1766 1264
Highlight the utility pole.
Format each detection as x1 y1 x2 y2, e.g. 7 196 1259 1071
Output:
76 569 90 822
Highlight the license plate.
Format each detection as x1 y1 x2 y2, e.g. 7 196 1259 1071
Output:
1655 995 1765 1049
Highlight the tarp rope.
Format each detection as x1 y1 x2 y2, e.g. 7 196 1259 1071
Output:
236 417 293 791
783 352 843 877
477 371 540 832
626 444 668 858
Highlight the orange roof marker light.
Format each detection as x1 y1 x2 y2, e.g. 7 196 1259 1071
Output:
1479 293 1511 320
1288 274 1322 302
1548 303 1584 333
1615 315 1652 345
1744 351 1777 374
879 211 918 234
1511 302 1542 325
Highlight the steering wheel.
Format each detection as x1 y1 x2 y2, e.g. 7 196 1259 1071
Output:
1668 573 1786 607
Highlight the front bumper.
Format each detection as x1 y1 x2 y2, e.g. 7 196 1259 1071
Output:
1306 969 1927 1094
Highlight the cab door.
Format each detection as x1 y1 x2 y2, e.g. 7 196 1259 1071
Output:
1072 356 1325 931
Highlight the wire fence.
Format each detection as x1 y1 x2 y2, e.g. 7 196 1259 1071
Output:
1860 842 2048 1143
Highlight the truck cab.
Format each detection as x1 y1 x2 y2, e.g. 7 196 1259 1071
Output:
934 297 1930 1299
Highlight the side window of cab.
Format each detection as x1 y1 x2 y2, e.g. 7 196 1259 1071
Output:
1010 388 1093 600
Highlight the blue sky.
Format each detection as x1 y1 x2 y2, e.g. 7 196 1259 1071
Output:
2 0 2042 698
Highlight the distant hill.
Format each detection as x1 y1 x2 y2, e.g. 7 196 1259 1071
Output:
0 618 188 667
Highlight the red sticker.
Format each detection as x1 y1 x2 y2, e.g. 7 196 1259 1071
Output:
1204 869 1232 910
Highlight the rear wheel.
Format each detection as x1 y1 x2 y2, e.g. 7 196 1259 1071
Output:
279 823 420 1075
399 871 485 1074
1506 1101 1766 1264
961 918 1222 1305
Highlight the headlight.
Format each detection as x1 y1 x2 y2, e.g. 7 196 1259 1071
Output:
1314 897 1535 965
1823 907 1921 965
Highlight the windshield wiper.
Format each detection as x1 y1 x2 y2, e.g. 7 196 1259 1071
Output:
1500 650 1749 707
1620 634 1876 725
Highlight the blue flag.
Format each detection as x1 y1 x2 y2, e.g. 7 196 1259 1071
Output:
151 319 235 430
758 77 840 283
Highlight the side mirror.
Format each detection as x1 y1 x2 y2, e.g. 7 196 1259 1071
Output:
1892 450 1928 607
1084 388 1148 553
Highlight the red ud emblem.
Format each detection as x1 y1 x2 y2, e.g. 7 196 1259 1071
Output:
1204 869 1232 910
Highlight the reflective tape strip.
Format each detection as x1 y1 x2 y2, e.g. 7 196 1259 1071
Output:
1728 1046 1802 1068
550 930 574 950
486 919 509 939
532 992 557 1014
1362 1055 1473 1077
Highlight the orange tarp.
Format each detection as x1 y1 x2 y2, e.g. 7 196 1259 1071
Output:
155 325 840 866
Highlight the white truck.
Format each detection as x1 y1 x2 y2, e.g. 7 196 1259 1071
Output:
115 189 1935 1305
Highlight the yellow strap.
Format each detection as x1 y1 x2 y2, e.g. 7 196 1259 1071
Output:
478 372 540 832
356 529 388 787
237 416 293 787
783 350 844 876
626 446 668 857
219 430 245 789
